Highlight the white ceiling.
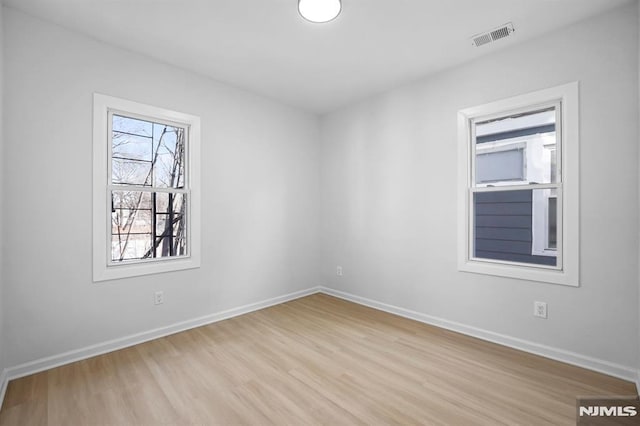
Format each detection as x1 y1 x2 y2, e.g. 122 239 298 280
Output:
4 0 632 113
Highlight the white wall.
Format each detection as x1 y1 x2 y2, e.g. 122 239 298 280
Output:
2 1 638 379
320 3 639 370
3 8 320 367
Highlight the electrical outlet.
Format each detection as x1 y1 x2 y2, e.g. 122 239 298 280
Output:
533 301 547 319
336 266 343 276
154 291 164 305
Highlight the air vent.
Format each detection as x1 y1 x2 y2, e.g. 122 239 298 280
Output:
471 22 515 47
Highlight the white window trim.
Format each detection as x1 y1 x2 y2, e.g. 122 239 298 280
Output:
457 82 579 287
93 93 201 282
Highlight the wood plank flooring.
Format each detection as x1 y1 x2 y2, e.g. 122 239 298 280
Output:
0 293 635 425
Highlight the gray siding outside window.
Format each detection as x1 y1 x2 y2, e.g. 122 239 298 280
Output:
474 190 556 266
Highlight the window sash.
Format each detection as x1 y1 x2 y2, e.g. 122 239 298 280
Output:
107 188 190 266
108 109 190 189
470 100 562 188
467 187 563 271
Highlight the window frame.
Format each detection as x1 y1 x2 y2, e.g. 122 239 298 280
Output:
93 94 201 282
457 82 579 287
472 102 561 267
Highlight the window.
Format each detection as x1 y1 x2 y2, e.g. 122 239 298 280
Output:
93 94 201 281
457 83 579 286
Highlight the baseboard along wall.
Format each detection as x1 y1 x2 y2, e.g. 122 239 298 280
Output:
0 285 637 409
319 287 637 384
0 286 321 409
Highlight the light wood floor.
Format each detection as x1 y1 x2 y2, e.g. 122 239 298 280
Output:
0 294 635 425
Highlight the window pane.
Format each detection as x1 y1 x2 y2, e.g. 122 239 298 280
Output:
111 115 186 189
113 115 153 137
111 233 152 261
152 124 186 188
112 158 152 186
111 191 187 261
111 208 152 234
153 192 185 214
474 189 557 266
154 235 187 258
475 107 557 186
476 148 524 183
111 191 153 261
151 193 187 258
155 215 185 238
548 197 557 249
112 190 152 210
112 133 152 162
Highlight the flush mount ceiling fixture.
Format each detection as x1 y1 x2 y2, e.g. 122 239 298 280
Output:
298 0 342 23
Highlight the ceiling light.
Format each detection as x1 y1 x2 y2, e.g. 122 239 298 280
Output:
298 0 342 23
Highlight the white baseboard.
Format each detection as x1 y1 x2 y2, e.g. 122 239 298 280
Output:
0 369 8 411
0 286 322 410
1 284 636 411
320 286 637 383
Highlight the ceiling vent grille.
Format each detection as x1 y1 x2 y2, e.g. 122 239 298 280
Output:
471 23 515 47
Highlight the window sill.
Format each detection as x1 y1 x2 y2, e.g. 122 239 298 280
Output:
93 255 200 282
458 259 578 287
